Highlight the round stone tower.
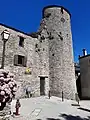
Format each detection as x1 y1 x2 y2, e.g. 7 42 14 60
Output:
39 5 76 99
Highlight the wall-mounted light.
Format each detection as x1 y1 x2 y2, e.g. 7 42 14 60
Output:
1 30 10 41
1 30 10 69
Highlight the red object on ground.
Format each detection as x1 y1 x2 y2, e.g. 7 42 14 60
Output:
16 108 19 115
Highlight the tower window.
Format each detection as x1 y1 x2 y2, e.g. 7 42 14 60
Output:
52 53 54 56
59 32 62 35
45 13 51 18
61 8 64 14
19 36 24 47
60 36 63 41
14 55 27 67
35 44 38 48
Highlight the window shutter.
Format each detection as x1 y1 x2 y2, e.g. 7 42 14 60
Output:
23 56 27 67
14 55 18 66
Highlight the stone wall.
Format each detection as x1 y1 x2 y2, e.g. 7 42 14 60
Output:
79 55 90 99
0 25 42 98
0 5 76 99
40 6 76 99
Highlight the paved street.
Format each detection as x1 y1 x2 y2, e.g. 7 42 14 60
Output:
10 96 90 120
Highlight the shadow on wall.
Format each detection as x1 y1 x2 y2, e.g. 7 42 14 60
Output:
46 118 61 120
59 114 90 120
78 107 90 112
76 75 82 99
36 114 90 120
37 118 61 120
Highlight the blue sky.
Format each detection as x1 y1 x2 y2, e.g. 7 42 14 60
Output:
0 0 89 62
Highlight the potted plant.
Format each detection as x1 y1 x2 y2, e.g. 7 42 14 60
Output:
0 69 17 120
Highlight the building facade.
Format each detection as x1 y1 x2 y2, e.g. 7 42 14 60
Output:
0 5 76 99
79 49 90 99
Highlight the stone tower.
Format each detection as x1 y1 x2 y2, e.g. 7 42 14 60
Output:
39 5 76 99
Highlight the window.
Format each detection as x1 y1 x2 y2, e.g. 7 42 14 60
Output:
61 8 64 14
14 55 27 67
52 53 54 56
60 36 63 41
35 44 38 48
59 32 62 35
18 55 24 65
19 36 24 47
45 13 51 18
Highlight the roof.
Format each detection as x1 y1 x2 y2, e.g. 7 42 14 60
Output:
0 23 31 37
42 5 71 17
79 54 90 59
28 32 41 38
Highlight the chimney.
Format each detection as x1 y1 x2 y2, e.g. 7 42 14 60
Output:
83 49 87 56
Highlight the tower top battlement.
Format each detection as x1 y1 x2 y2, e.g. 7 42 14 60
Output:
42 5 71 18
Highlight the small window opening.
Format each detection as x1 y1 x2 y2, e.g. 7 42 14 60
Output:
60 36 63 41
35 44 38 48
61 8 63 14
45 13 51 18
19 36 24 47
52 53 54 56
60 32 62 35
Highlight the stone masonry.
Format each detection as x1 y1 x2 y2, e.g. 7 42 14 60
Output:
79 55 90 99
0 5 76 99
39 6 76 99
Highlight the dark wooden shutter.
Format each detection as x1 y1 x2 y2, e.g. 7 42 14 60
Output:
14 55 18 66
23 56 27 67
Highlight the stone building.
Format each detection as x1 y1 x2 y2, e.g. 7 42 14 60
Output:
79 49 90 99
0 5 76 99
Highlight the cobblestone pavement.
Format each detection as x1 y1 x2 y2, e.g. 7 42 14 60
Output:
10 96 90 120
